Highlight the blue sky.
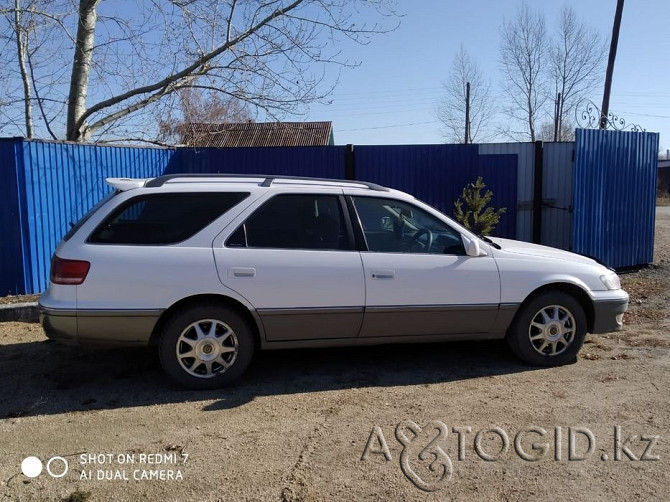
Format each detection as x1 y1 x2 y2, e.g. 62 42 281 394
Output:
303 0 670 152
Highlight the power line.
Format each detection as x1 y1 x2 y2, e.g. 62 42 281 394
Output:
327 90 444 101
616 110 670 119
323 99 442 110
336 120 440 132
328 86 444 97
312 106 436 120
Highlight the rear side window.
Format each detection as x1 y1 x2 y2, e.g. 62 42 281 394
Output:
226 194 349 250
88 192 249 245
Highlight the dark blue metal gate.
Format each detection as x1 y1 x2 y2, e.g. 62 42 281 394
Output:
572 129 659 268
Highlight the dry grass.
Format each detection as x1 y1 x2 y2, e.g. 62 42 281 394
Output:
625 308 667 324
0 294 39 305
621 274 667 302
622 336 670 349
620 267 670 326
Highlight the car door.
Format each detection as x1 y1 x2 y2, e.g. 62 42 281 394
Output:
349 195 501 338
213 192 365 342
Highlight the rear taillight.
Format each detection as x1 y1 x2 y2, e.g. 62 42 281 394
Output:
50 256 90 285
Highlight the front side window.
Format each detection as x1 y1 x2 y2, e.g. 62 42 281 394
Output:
352 196 465 255
227 194 349 250
88 192 249 245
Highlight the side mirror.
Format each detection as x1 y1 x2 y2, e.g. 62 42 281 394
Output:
462 235 486 257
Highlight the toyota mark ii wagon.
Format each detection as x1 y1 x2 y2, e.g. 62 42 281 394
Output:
39 174 629 389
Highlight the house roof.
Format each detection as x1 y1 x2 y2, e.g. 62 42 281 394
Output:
179 121 334 147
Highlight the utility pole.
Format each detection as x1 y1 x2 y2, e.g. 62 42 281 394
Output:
557 92 564 141
464 81 471 144
600 0 624 129
553 92 561 142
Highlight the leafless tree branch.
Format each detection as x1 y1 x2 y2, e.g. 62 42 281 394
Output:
499 1 548 142
0 0 398 143
436 45 495 143
548 7 607 140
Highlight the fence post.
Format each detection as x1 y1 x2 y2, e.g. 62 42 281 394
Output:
345 144 355 180
533 140 543 244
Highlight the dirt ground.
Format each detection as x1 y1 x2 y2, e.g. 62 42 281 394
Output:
1 210 669 502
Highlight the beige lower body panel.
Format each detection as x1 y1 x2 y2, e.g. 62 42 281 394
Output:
258 307 363 341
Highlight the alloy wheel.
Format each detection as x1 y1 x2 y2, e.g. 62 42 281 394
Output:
528 305 576 356
175 319 239 378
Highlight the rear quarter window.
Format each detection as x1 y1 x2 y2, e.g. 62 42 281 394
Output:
87 192 249 245
63 190 119 241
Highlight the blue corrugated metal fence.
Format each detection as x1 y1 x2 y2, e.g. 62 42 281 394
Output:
168 146 347 179
0 139 24 295
2 130 656 295
1 139 173 294
573 129 659 268
169 144 517 238
1 139 519 294
354 145 517 238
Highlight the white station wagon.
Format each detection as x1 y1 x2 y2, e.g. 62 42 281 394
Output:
39 174 629 389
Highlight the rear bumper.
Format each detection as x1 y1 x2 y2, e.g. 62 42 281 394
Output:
39 304 161 346
39 307 78 344
591 295 629 333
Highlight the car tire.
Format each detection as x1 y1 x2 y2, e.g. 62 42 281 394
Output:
506 291 587 367
158 303 255 389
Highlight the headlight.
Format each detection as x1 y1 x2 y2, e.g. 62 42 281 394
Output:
600 272 621 290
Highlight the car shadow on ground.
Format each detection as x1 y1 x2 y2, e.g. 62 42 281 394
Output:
0 336 545 418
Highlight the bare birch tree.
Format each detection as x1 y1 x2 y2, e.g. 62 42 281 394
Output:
12 0 33 137
549 7 607 140
0 0 75 138
436 46 494 143
499 2 548 142
1 0 398 143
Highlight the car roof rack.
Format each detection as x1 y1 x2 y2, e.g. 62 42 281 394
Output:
145 173 389 191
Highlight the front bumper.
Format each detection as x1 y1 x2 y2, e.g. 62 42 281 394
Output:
591 294 629 333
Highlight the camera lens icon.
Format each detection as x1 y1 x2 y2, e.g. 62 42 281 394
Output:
21 456 69 478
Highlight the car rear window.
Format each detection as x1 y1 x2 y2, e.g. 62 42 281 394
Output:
88 192 249 245
63 190 119 241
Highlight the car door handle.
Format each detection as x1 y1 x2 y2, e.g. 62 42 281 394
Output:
371 270 395 279
230 267 256 278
